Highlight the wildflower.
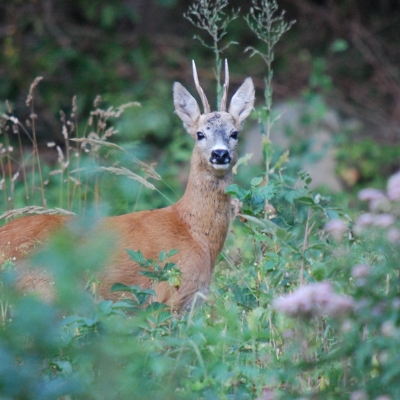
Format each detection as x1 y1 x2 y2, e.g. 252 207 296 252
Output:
372 213 395 228
256 387 277 400
377 351 389 365
351 264 371 279
358 188 388 212
393 298 400 309
341 319 352 333
387 227 400 243
358 188 386 202
350 390 367 400
387 171 400 201
355 213 374 227
273 281 354 319
380 321 396 337
325 219 347 241
354 213 374 234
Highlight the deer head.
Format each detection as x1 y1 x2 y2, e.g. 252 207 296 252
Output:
173 60 255 175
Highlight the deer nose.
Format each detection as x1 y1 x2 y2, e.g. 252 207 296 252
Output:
210 149 231 165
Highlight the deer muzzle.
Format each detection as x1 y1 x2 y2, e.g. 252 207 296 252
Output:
210 149 231 166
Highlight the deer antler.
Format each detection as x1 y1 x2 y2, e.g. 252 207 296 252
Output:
219 59 229 112
192 60 211 114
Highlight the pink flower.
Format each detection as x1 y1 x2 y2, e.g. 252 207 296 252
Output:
372 213 395 228
273 282 354 319
256 387 278 400
325 219 347 240
355 213 375 227
381 321 396 337
350 390 367 400
387 227 400 243
358 188 386 202
351 264 371 279
358 188 388 212
354 213 375 234
387 171 400 201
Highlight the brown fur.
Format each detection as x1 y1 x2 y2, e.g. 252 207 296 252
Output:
0 66 255 311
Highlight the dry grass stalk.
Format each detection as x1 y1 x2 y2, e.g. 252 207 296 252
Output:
130 155 161 181
97 166 156 190
0 206 75 220
70 138 124 152
25 76 43 107
2 85 147 215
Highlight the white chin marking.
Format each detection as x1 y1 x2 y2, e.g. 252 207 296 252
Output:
212 163 230 170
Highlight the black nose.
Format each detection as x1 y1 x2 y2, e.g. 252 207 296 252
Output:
210 149 231 165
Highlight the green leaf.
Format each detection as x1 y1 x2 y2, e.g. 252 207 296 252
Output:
126 249 147 265
140 271 158 279
283 189 303 204
145 302 169 312
226 184 247 200
155 311 173 325
263 260 277 271
232 153 253 175
326 209 339 220
233 286 257 309
168 276 181 287
251 177 263 187
97 300 113 315
307 243 328 251
311 262 326 281
110 282 136 293
159 250 166 262
240 214 288 240
163 262 176 271
330 39 348 53
275 226 291 241
262 137 274 161
272 150 290 171
166 249 179 258
248 307 265 334
110 283 156 305
255 182 277 200
295 196 315 205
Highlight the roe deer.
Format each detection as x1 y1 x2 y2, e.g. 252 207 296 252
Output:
0 61 255 311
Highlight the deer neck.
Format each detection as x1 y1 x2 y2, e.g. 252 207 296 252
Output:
174 150 232 266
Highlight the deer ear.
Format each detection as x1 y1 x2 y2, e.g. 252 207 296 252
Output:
229 77 255 125
173 82 201 131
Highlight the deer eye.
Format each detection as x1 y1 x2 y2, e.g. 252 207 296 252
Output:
197 132 205 140
230 131 238 140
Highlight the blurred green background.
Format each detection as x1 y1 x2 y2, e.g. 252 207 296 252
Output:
1 0 400 211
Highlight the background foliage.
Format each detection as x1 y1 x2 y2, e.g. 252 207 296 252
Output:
1 0 400 190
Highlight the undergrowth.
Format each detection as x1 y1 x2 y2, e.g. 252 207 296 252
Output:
1 1 400 399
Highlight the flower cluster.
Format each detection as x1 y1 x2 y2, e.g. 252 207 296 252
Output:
273 281 354 319
325 218 348 241
351 263 371 279
353 171 400 243
387 171 400 201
